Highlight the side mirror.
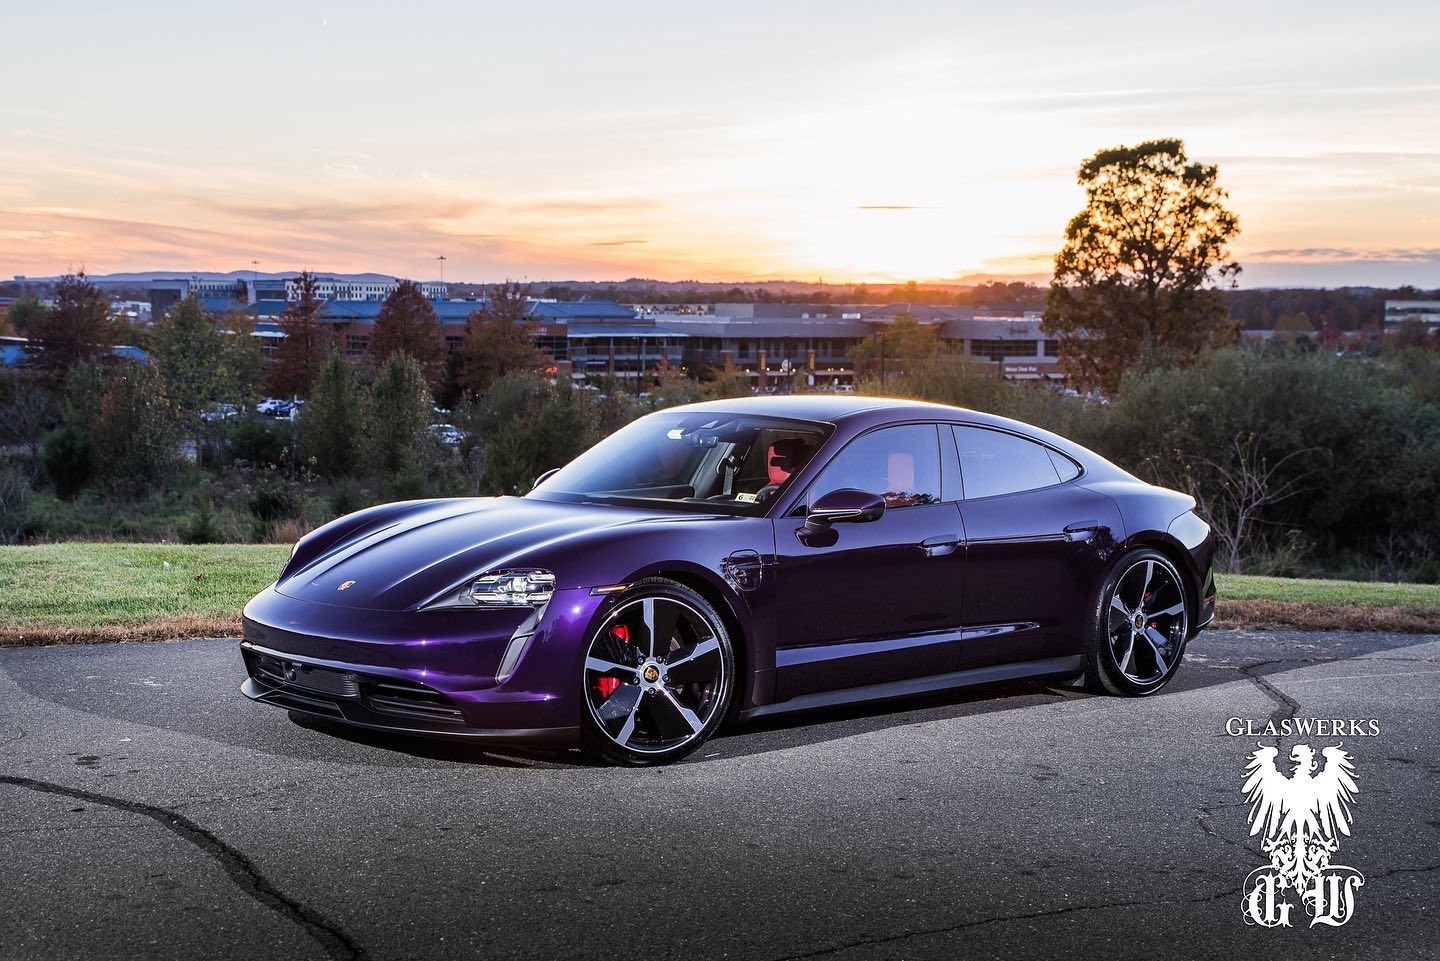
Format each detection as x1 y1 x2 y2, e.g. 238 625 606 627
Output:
532 468 559 491
804 488 885 532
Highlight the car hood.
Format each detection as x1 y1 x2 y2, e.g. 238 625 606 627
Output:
274 496 677 611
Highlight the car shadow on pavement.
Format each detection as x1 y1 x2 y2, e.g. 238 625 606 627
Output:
4 629 1427 771
285 712 586 769
698 627 1433 763
282 628 1415 767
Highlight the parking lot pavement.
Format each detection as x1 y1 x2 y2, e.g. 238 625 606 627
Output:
1 629 1436 961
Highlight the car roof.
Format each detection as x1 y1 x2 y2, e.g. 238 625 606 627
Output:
666 394 1125 476
668 394 961 423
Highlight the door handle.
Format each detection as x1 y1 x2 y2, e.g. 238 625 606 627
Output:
919 535 961 557
1063 520 1100 542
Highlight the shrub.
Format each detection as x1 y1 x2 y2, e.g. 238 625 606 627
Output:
0 462 34 544
475 379 599 495
390 468 428 501
41 426 93 498
365 352 432 477
181 495 221 544
1099 347 1440 574
228 416 293 468
248 478 299 524
300 353 363 477
88 361 182 492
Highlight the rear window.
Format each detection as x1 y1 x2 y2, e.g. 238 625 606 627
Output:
953 426 1064 499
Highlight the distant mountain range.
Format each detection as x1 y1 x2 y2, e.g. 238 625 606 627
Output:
14 270 1054 290
21 270 410 285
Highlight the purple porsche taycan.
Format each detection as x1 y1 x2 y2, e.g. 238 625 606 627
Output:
241 395 1216 765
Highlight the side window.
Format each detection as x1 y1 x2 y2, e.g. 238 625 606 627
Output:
953 426 1062 499
808 425 941 509
1049 449 1081 482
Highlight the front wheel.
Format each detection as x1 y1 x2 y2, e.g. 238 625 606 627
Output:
1084 549 1189 696
579 579 734 766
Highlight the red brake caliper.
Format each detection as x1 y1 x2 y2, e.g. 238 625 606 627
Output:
594 624 631 699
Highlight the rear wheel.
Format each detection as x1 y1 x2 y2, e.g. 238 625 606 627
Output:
579 579 734 766
1084 549 1189 696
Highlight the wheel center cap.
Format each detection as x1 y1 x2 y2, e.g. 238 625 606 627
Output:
642 664 661 684
1133 612 1146 631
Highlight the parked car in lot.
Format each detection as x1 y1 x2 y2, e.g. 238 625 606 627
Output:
255 398 301 420
199 402 241 423
241 396 1216 766
428 423 465 448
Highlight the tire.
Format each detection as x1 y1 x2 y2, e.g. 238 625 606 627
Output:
1083 548 1189 696
579 578 735 766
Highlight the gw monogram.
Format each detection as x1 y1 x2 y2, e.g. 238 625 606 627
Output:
1233 729 1368 928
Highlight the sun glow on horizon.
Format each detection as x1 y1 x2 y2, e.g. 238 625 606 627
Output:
1 1 1437 288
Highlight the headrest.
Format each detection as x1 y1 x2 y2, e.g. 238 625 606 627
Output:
886 452 915 492
768 438 808 485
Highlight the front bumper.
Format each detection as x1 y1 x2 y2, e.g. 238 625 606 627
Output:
239 585 607 746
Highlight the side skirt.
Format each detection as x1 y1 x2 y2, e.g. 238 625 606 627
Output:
739 654 1083 721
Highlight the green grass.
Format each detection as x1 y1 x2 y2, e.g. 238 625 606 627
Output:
1215 573 1440 608
0 543 290 628
0 545 1436 639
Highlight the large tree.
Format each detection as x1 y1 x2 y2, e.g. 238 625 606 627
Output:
268 270 334 398
369 280 443 386
29 273 117 382
1046 139 1241 395
852 312 941 383
3 295 50 336
457 281 550 395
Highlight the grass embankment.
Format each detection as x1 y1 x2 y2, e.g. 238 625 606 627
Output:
0 544 289 646
1213 573 1440 634
0 545 1437 647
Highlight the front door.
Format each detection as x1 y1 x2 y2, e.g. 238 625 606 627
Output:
773 424 965 701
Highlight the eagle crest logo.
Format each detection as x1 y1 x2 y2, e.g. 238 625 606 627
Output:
1240 743 1364 927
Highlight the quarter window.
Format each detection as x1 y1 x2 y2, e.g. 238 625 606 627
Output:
809 425 941 509
953 426 1063 498
1049 449 1081 482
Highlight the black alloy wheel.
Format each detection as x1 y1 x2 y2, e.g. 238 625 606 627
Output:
580 578 734 766
1086 549 1189 695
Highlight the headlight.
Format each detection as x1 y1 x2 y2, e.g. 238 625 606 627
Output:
465 570 555 608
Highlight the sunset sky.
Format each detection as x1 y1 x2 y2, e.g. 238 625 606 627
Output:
2 1 1437 287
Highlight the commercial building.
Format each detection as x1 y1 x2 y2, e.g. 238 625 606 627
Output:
247 298 1060 386
0 335 148 368
647 303 1061 385
148 276 448 321
1384 300 1440 329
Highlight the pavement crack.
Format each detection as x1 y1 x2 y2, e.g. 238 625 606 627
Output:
1208 656 1323 740
763 884 1243 960
1195 802 1258 855
1370 862 1440 879
1239 660 1304 731
0 776 369 961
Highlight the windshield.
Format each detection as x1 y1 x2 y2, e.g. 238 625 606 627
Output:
529 411 831 514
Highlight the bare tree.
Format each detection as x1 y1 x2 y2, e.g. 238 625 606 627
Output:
0 372 57 467
1151 435 1320 574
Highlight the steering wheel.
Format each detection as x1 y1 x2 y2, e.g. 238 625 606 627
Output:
753 483 783 504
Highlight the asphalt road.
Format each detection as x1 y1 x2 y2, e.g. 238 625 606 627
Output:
1 629 1436 961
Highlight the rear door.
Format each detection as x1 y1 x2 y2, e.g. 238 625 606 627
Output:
952 425 1124 669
